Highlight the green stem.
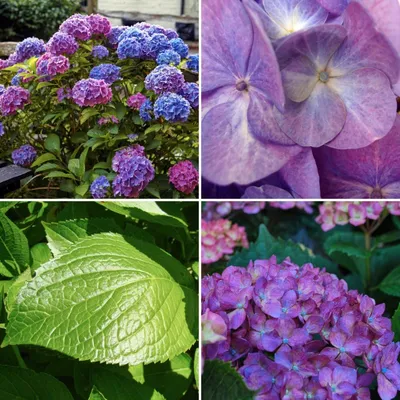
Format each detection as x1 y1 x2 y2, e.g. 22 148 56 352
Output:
12 345 27 369
365 230 371 291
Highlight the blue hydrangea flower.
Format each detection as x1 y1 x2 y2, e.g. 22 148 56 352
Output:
0 84 5 96
107 26 128 47
145 65 185 94
128 133 138 140
186 54 199 72
12 144 37 167
144 34 171 59
11 74 21 86
90 176 110 198
154 93 191 122
89 64 121 84
92 45 109 59
156 50 181 66
169 38 189 58
117 38 142 59
15 37 45 62
118 28 149 44
0 122 4 137
179 82 199 108
139 99 153 122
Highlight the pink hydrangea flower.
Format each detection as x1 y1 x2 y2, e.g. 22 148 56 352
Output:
168 160 199 195
0 86 30 116
86 14 112 35
127 93 147 110
72 78 112 107
203 202 266 220
60 15 92 40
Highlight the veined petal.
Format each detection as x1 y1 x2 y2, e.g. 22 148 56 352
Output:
274 82 347 147
328 2 399 84
378 373 398 400
327 68 397 149
316 0 348 15
242 185 294 199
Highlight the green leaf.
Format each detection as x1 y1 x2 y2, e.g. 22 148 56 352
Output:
124 223 154 244
36 162 61 173
46 171 76 180
5 267 32 314
230 225 338 274
31 153 57 168
191 261 199 278
129 353 193 400
92 366 165 400
0 365 74 399
100 202 188 228
392 304 400 341
379 266 400 297
115 103 127 120
31 243 52 271
80 108 99 124
68 159 81 177
75 184 90 197
375 230 400 245
45 134 61 154
89 386 107 400
5 233 197 366
0 211 30 277
203 360 255 400
194 348 199 389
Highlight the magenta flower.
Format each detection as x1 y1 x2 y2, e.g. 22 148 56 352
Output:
86 14 112 35
0 86 30 116
275 350 316 378
47 32 78 56
168 160 199 195
202 309 227 345
60 16 92 40
46 55 70 76
72 79 112 107
319 365 357 398
127 93 147 110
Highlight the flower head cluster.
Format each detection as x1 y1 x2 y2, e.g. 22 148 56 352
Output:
201 219 249 264
139 99 153 122
179 82 199 108
98 116 119 125
92 45 109 59
89 64 121 85
106 26 128 47
156 49 181 66
270 202 314 214
169 160 198 194
144 34 172 59
112 145 154 198
59 15 92 40
11 74 21 86
45 55 70 77
118 28 149 45
11 144 37 167
117 38 143 59
47 32 78 56
56 87 72 102
315 202 399 232
0 87 30 116
72 78 112 107
169 38 189 58
0 60 8 70
86 14 111 36
15 37 45 62
145 65 185 94
127 93 147 110
154 93 191 122
203 202 267 221
186 54 199 72
202 256 400 400
90 176 110 199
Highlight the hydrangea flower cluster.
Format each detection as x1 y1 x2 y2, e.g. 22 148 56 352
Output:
201 219 249 264
270 202 314 214
86 14 111 36
179 82 199 108
139 99 153 122
71 79 112 107
47 32 79 56
186 54 199 72
168 160 199 194
11 144 37 167
127 93 147 110
203 202 267 221
316 202 400 232
169 38 189 58
156 50 181 66
154 93 191 122
0 85 5 96
144 65 185 94
202 256 400 400
37 54 70 77
0 87 30 116
56 87 72 102
89 64 121 85
59 15 92 40
98 116 119 125
90 176 110 199
15 37 45 62
111 145 155 198
92 45 109 59
106 26 128 47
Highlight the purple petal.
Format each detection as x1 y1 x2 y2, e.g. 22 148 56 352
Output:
328 2 399 84
316 0 348 14
378 373 398 400
242 185 294 199
319 367 333 387
290 328 310 346
261 331 283 352
344 337 369 356
274 82 347 147
228 308 247 330
329 331 346 348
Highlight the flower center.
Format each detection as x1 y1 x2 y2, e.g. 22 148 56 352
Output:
319 71 329 83
236 80 249 91
370 187 383 198
382 367 388 374
283 338 289 344
339 347 346 353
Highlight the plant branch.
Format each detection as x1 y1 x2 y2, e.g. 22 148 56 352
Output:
12 345 27 369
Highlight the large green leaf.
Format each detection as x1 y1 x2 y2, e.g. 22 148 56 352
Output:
0 211 30 277
89 386 107 400
5 233 197 366
203 360 255 400
0 365 73 399
129 353 193 400
92 366 165 400
31 243 52 271
379 266 400 297
230 225 338 274
100 202 187 228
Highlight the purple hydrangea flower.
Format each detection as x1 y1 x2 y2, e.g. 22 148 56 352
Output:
0 60 7 70
46 55 70 76
0 86 30 116
0 85 5 96
169 38 189 58
89 64 121 84
72 78 112 107
154 93 191 122
156 49 181 66
0 122 4 137
98 116 119 125
86 14 112 35
92 45 109 59
117 38 143 59
186 54 198 72
56 88 72 102
60 15 92 40
106 26 128 47
127 93 147 110
139 99 153 122
90 176 110 199
147 24 167 36
144 65 185 94
169 160 199 194
15 37 45 62
47 32 79 56
128 133 138 140
179 82 199 108
165 29 179 40
11 74 21 86
36 53 52 76
144 33 171 59
112 145 145 173
12 144 37 166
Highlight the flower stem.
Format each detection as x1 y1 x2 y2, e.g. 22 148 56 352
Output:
364 231 371 291
12 345 27 369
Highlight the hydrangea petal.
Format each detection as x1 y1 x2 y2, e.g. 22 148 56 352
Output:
242 185 294 199
328 2 399 84
316 0 348 14
274 82 347 147
378 373 398 400
326 68 397 149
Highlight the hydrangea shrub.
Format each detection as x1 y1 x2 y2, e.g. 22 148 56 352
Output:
0 14 199 198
